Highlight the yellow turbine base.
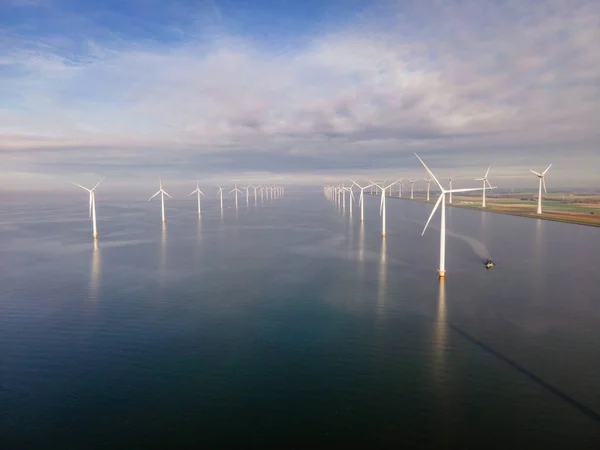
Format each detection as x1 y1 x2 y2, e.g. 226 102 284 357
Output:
438 270 446 278
93 234 98 239
381 232 386 237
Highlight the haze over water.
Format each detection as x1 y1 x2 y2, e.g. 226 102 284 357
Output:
2 191 600 448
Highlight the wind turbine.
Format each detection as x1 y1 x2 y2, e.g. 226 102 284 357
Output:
424 178 432 202
370 180 398 237
350 179 373 222
230 184 242 209
475 167 493 208
408 179 417 199
252 185 259 204
72 177 104 239
397 179 403 198
243 185 250 206
149 178 172 224
189 181 205 217
341 182 347 210
530 164 552 214
217 185 224 212
415 154 491 278
344 185 355 217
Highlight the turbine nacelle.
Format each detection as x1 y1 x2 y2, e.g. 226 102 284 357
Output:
530 164 552 193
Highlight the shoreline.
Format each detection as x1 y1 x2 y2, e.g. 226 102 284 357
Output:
365 193 600 228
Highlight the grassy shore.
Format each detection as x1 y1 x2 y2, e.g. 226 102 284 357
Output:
368 192 600 227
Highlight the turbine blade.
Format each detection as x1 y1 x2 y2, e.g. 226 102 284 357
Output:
163 190 172 199
543 177 547 194
422 194 443 235
414 153 443 191
199 190 205 196
447 187 489 193
89 193 92 217
189 190 196 196
71 182 91 192
367 179 383 189
149 190 161 201
530 169 542 177
485 166 490 178
91 177 105 191
543 164 552 175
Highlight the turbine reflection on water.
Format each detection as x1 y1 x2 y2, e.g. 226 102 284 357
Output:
160 223 167 289
377 238 387 317
433 280 448 381
88 239 101 307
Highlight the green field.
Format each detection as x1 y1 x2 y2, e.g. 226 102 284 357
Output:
377 192 600 227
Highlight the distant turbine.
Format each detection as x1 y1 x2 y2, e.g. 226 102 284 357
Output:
424 178 432 202
408 179 417 199
252 185 259 204
340 182 347 210
217 185 224 211
397 178 403 198
370 180 398 237
243 185 250 206
344 185 355 217
448 179 454 204
149 178 172 224
72 177 104 239
189 181 205 217
415 154 491 278
475 167 493 208
350 179 373 222
530 164 552 214
230 184 242 209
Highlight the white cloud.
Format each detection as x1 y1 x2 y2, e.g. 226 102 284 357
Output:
1 0 599 188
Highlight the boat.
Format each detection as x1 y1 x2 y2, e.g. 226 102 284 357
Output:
484 259 495 269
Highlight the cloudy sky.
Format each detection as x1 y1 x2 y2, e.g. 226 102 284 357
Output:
1 0 599 190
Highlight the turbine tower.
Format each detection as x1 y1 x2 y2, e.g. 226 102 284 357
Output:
370 180 398 237
230 184 242 209
530 165 552 214
475 167 493 208
243 185 250 206
149 178 172 224
409 179 416 199
344 185 355 217
217 185 224 212
350 179 373 222
424 178 432 202
189 181 205 217
72 178 104 240
397 179 403 198
415 154 491 278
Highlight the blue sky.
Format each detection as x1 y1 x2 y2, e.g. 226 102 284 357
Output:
1 0 599 190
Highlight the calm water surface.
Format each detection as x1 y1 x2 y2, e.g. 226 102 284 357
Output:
1 191 600 448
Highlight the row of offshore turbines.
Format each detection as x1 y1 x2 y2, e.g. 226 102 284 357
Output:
323 153 553 278
72 178 285 239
